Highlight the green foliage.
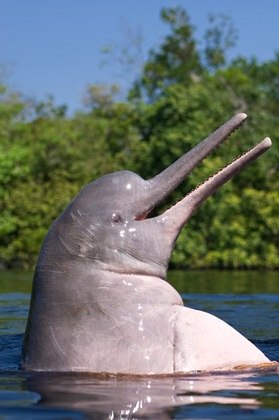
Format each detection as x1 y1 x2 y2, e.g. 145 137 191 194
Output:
0 7 278 269
203 13 237 70
129 6 203 101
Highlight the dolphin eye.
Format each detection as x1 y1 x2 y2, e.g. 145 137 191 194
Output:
112 213 122 223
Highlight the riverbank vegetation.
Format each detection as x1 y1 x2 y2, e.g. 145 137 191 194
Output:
0 7 278 269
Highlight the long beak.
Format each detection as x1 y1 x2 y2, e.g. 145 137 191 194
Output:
160 137 272 235
138 113 248 216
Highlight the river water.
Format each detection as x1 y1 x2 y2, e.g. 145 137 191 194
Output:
0 270 278 419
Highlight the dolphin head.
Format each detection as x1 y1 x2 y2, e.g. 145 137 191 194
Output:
45 113 271 280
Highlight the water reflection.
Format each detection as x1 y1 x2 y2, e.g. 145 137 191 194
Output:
24 370 272 419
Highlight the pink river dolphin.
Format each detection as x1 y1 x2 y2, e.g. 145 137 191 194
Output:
22 113 272 374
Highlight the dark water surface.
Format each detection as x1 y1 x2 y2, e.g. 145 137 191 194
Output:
0 270 278 419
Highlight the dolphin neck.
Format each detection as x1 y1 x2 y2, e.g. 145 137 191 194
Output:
33 260 183 308
88 268 183 307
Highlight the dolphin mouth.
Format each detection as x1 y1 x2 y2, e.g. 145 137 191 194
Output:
135 212 149 221
160 136 272 225
134 113 248 220
135 114 271 225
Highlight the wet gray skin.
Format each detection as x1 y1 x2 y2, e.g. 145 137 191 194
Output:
22 113 272 374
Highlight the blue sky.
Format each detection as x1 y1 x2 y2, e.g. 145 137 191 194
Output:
1 0 278 113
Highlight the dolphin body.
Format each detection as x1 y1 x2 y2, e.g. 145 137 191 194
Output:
22 113 271 374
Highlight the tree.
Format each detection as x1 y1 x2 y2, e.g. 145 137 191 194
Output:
203 13 237 70
129 7 203 102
